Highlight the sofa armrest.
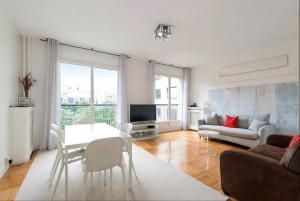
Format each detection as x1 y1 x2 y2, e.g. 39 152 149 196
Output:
220 150 300 201
267 135 293 148
258 124 277 144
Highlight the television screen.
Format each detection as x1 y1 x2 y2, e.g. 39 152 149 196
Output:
130 104 156 122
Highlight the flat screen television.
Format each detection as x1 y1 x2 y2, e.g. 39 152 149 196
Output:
130 104 156 122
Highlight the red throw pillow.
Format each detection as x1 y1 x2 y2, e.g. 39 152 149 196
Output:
224 115 239 128
288 134 300 148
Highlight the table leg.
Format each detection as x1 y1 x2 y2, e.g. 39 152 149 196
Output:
65 148 69 200
206 135 216 157
128 141 133 189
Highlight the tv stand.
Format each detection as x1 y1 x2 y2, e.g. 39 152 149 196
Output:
130 121 158 140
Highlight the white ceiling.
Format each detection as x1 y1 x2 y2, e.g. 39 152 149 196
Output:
2 0 299 66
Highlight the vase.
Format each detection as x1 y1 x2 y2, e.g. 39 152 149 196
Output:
24 89 29 97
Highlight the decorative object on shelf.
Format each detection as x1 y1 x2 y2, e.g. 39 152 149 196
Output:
189 103 197 107
18 73 36 106
18 97 32 107
154 24 172 40
19 73 36 97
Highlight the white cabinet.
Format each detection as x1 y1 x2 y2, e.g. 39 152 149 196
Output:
130 121 158 140
9 107 33 164
188 107 202 130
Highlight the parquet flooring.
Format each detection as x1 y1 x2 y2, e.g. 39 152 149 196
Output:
0 152 37 201
134 130 245 194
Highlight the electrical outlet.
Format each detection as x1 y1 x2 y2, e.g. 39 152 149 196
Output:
4 158 12 166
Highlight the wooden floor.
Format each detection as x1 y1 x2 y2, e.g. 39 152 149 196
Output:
0 152 37 201
0 130 244 201
134 130 245 193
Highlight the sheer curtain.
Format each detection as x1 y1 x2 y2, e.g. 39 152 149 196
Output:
41 39 60 150
147 60 155 104
117 54 128 124
182 67 191 130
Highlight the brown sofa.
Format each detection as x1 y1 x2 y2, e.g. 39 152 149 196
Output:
220 135 300 201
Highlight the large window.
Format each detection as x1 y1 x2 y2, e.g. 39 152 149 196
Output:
155 75 182 121
60 62 117 128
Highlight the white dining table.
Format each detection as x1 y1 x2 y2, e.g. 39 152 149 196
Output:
63 123 133 200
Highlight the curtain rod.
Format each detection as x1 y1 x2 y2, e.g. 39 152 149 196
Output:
153 61 185 69
40 38 130 59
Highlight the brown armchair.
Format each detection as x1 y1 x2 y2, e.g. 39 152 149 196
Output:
220 134 300 201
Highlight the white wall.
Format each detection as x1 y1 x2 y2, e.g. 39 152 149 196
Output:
126 58 148 104
0 7 21 177
190 39 299 106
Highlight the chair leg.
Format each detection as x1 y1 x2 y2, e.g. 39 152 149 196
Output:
122 156 126 167
104 169 107 186
120 165 128 200
51 163 64 200
127 152 138 179
49 152 59 181
84 171 88 200
49 157 61 187
110 168 113 188
90 172 93 188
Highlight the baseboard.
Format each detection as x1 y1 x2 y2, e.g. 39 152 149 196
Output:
0 164 9 179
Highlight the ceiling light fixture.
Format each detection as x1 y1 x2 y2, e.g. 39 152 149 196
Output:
154 24 172 41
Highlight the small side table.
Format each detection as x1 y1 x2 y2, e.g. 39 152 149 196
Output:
198 130 219 157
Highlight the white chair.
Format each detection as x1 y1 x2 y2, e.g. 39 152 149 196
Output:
48 124 63 184
75 119 96 124
50 129 85 200
120 123 133 134
83 137 127 199
119 123 138 178
49 124 84 185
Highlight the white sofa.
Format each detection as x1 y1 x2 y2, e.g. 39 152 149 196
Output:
198 114 277 148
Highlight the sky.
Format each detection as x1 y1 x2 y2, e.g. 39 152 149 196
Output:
60 62 117 101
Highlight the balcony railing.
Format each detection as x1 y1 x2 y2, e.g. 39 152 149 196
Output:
156 104 180 121
60 104 116 129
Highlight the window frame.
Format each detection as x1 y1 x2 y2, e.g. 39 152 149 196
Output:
59 60 118 126
155 74 183 122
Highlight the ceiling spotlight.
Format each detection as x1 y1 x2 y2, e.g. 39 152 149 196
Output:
154 24 172 41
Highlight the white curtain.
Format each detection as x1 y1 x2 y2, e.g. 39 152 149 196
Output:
41 39 60 150
182 67 191 130
117 54 128 124
147 60 155 104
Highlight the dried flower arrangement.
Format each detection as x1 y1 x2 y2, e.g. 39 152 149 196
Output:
19 73 37 97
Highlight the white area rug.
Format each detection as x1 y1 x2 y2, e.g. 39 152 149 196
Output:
16 145 227 200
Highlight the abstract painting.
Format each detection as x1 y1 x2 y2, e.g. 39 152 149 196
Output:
208 82 299 134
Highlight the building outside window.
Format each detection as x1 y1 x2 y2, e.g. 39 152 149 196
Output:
60 62 117 128
155 75 182 121
156 88 161 99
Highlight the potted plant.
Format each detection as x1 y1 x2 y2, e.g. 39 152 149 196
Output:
18 73 36 106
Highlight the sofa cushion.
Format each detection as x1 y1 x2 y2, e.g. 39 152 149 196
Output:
280 141 300 175
224 115 239 128
249 113 270 124
248 119 268 132
199 125 259 140
237 115 250 129
217 115 225 125
206 113 219 125
288 134 300 148
250 144 286 161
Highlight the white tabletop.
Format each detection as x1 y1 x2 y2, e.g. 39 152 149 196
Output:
64 123 131 148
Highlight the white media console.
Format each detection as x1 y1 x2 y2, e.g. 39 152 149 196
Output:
130 121 158 140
